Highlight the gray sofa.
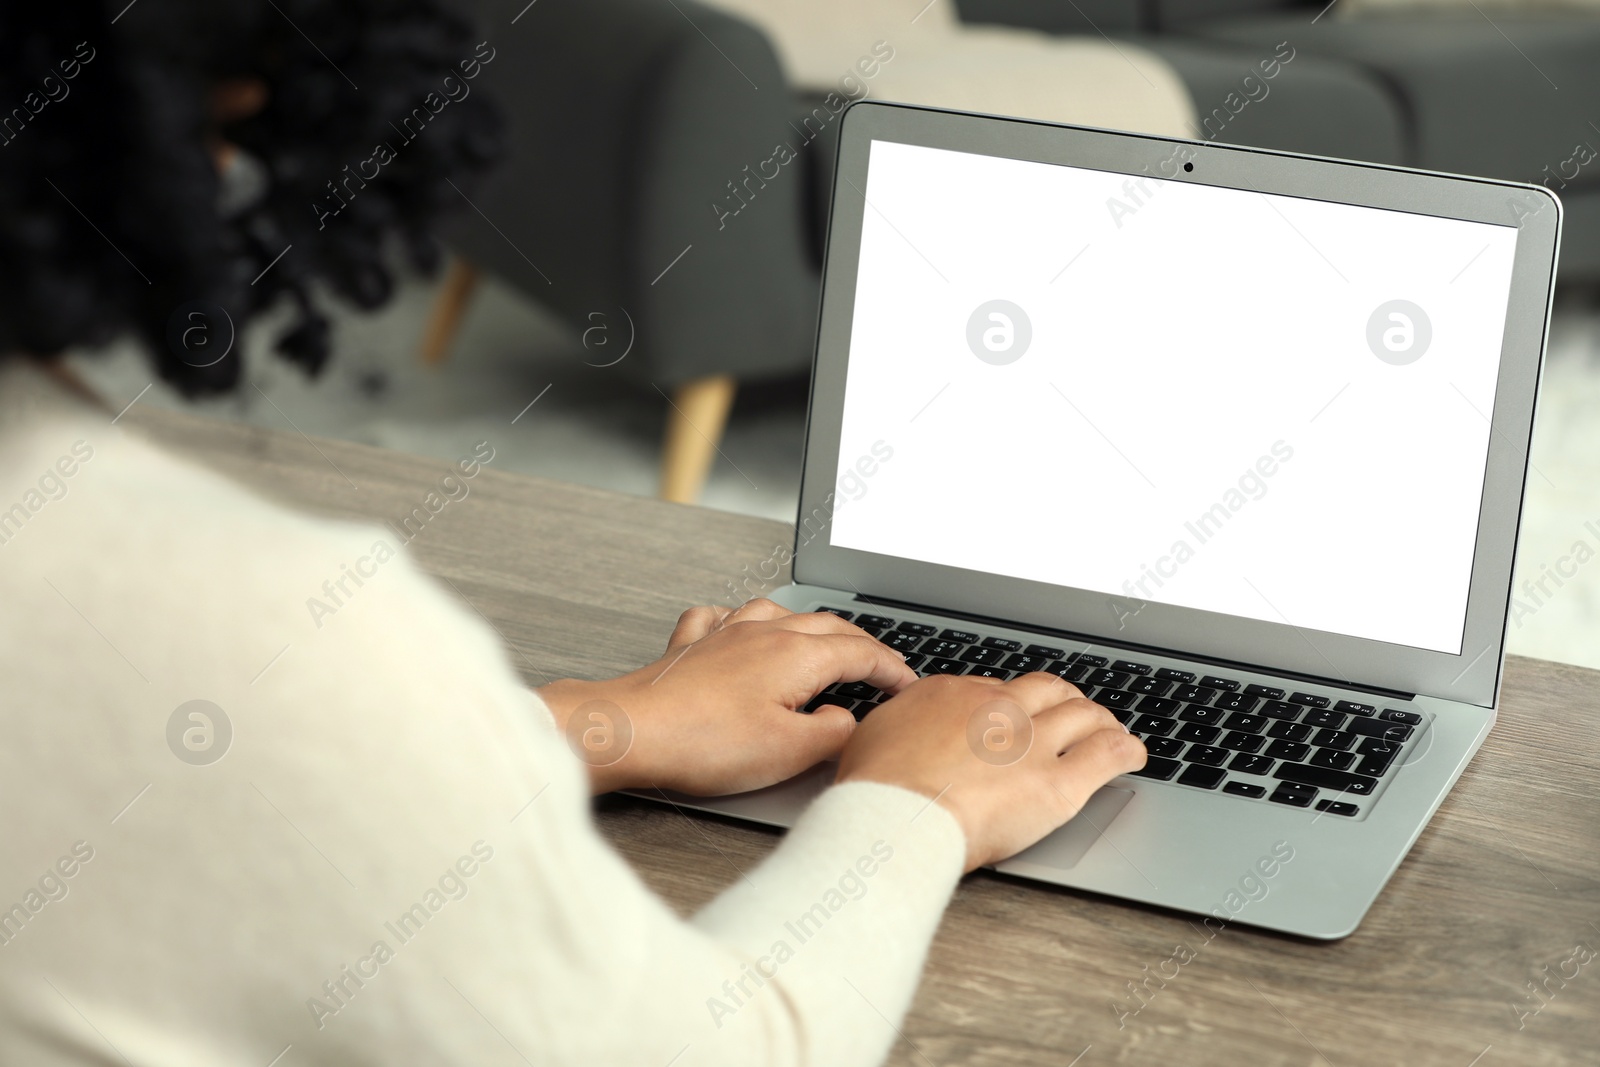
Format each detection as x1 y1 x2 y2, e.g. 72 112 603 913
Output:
965 0 1600 274
440 0 1600 497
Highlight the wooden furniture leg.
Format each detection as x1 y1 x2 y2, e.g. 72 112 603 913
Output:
420 259 482 366
659 374 737 504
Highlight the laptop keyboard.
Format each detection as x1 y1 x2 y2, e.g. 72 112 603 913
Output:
807 606 1427 819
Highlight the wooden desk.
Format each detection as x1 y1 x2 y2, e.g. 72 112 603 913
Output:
129 404 1600 1067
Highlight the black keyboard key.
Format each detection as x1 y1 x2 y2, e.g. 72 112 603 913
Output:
884 631 922 652
1108 705 1132 724
802 693 835 713
1177 764 1227 789
1025 643 1065 659
1128 677 1173 697
959 645 1006 666
1311 728 1357 751
1229 753 1275 775
1354 747 1400 777
941 628 979 644
1086 668 1132 688
1076 685 1097 701
1260 700 1302 720
1264 739 1311 762
1172 685 1218 705
1346 719 1412 741
1136 696 1182 716
1200 675 1241 692
1310 748 1356 770
855 614 896 634
966 665 1013 680
1315 800 1359 817
895 621 936 637
982 636 1022 652
1003 653 1049 673
1380 709 1422 725
1178 705 1226 726
1357 736 1402 756
1222 713 1266 734
920 638 965 659
1223 781 1266 798
1186 744 1229 766
1214 692 1260 713
819 608 853 620
1244 684 1285 700
1334 700 1376 716
1072 653 1109 668
1270 782 1317 807
1275 763 1378 796
836 681 878 700
1220 731 1264 753
901 653 926 671
1097 690 1139 710
1175 722 1220 744
1266 720 1312 742
1130 756 1181 781
1303 708 1346 729
1147 737 1186 758
857 696 891 720
1131 714 1177 736
1289 692 1330 708
1155 668 1196 683
924 657 964 675
1044 660 1091 683
1111 660 1152 675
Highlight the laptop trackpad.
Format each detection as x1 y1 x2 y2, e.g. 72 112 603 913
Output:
1006 785 1135 870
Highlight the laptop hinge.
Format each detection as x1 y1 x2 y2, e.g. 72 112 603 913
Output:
848 592 1418 702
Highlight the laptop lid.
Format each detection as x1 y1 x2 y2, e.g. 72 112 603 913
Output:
793 101 1560 709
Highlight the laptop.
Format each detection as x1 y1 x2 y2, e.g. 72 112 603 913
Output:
646 100 1561 939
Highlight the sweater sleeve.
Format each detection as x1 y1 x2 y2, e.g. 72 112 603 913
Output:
687 781 967 1065
0 400 967 1067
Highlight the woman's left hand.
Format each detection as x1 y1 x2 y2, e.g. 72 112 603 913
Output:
536 598 916 795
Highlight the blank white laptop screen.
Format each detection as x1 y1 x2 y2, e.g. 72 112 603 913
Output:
830 139 1520 655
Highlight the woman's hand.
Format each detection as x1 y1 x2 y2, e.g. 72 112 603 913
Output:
537 599 916 796
837 672 1147 872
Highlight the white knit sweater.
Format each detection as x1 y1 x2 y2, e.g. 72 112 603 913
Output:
0 363 967 1067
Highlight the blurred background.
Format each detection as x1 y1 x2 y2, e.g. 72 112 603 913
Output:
67 0 1600 670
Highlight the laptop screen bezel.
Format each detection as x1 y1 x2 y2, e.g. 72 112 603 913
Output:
791 100 1560 709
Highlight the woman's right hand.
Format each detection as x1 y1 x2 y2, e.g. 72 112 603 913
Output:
835 672 1146 873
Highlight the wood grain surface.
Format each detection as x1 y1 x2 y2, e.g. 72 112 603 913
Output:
127 404 1600 1067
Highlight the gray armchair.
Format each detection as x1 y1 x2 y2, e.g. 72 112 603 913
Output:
433 0 820 501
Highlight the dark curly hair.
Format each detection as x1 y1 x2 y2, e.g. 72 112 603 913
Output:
0 0 503 394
